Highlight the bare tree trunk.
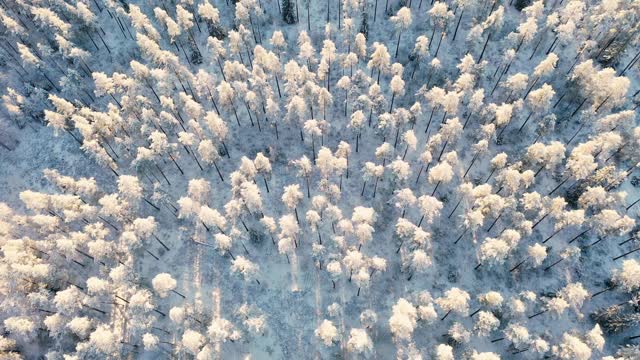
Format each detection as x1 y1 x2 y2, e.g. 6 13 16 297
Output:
613 247 640 261
373 177 380 198
213 161 224 182
374 0 379 22
478 32 492 62
452 10 463 42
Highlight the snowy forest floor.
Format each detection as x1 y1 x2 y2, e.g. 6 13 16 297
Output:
1 0 639 358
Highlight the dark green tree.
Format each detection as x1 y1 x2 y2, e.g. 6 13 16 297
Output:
359 12 369 38
514 0 532 11
282 0 297 24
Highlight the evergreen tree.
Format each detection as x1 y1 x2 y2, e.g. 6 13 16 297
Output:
359 12 369 38
282 0 297 24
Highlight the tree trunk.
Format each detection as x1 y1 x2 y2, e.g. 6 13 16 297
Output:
431 181 440 196
478 32 491 62
544 258 564 271
570 97 589 119
145 249 159 260
454 229 468 244
425 106 437 134
434 31 445 58
542 227 562 243
307 0 310 31
613 247 640 261
452 10 463 42
626 197 640 211
326 0 329 23
373 177 380 198
275 76 282 98
415 164 424 184
528 309 547 319
486 211 502 232
568 229 590 244
168 154 184 175
232 105 241 126
463 154 478 178
213 161 225 182
531 213 548 230
190 146 204 171
395 31 402 58
374 0 379 22
517 112 534 133
448 198 462 219
389 93 396 113
509 259 526 272
548 176 569 195
154 234 170 251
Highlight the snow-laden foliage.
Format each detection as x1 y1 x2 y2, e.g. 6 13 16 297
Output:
0 0 638 358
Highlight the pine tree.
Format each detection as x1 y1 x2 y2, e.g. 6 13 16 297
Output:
359 12 369 38
282 0 297 24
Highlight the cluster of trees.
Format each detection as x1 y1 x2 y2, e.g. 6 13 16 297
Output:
0 0 639 357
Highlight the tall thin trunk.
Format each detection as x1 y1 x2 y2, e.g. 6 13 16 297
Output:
213 161 225 182
542 227 562 243
548 176 569 195
327 61 331 92
518 112 533 132
307 0 310 31
374 0 379 22
231 104 241 126
478 32 492 62
262 176 270 193
373 177 380 198
434 31 445 57
389 93 396 113
613 247 640 261
454 228 468 244
510 259 526 272
275 76 282 98
168 154 184 175
463 154 478 178
626 197 640 211
544 258 564 271
326 0 330 23
452 10 464 42
431 181 440 196
189 146 204 171
528 309 548 319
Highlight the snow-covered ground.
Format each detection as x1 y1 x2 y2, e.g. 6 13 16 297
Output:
0 0 639 358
